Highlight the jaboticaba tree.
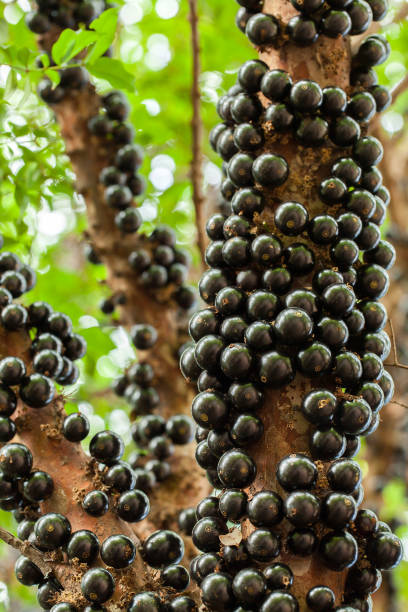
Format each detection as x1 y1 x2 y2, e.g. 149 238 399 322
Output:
0 237 197 610
27 0 200 557
180 0 402 610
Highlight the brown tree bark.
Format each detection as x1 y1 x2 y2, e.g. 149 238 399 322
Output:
48 86 208 531
4 3 402 610
239 0 358 605
365 125 408 612
1 326 155 610
34 29 209 534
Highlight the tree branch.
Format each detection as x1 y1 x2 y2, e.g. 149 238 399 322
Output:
35 31 208 535
238 0 354 602
393 1 408 24
384 317 408 370
188 0 206 260
391 73 408 105
1 326 150 610
391 399 408 410
0 526 51 577
363 116 408 609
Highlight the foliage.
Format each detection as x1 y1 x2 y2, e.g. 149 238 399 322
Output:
0 0 407 608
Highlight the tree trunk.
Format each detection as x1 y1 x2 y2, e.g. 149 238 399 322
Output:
239 0 353 603
35 29 209 536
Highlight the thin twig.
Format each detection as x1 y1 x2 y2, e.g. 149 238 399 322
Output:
384 362 408 370
391 73 408 105
188 0 206 260
384 318 408 370
0 525 52 576
392 400 408 410
393 1 408 24
389 317 398 364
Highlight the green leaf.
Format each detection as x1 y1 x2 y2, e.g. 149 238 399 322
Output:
51 29 77 65
90 7 119 35
0 221 17 239
37 53 50 69
17 76 32 109
86 8 119 64
4 68 17 98
44 69 61 87
51 29 97 65
87 57 135 92
17 47 31 66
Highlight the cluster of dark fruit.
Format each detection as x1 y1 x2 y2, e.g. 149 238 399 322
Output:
111 323 195 489
0 247 87 449
26 0 107 35
213 46 389 164
88 156 196 313
95 222 196 314
0 312 190 609
31 2 104 107
182 488 401 611
88 90 146 237
85 119 195 312
33 12 196 314
38 84 197 314
112 323 161 417
127 224 196 310
177 8 403 611
37 59 90 106
8 426 192 610
0 238 193 610
236 0 387 47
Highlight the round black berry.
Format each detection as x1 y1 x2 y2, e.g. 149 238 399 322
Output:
306 585 335 611
82 490 109 517
290 80 322 113
261 70 292 102
322 492 357 529
34 512 71 550
274 201 308 236
284 491 320 528
330 115 361 147
327 459 362 493
217 449 256 488
277 454 318 491
252 153 289 187
89 431 124 465
100 534 135 569
320 530 358 571
23 470 54 503
192 517 228 552
247 490 283 527
246 528 280 562
275 307 313 345
232 568 267 606
258 351 294 387
81 568 115 604
161 564 190 592
67 530 100 564
19 374 55 409
143 530 184 568
62 413 90 442
0 443 32 478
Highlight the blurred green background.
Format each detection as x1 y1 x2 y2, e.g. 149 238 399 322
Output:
0 0 407 609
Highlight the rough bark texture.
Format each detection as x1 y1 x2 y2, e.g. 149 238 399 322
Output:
1 327 154 610
50 86 208 527
188 0 206 259
366 126 408 612
36 26 210 534
240 0 355 605
4 6 401 610
245 377 347 602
